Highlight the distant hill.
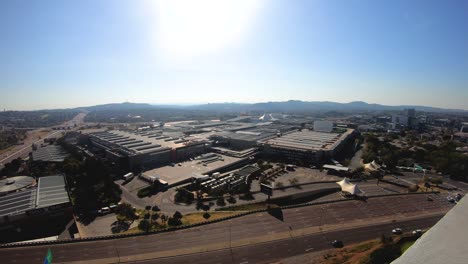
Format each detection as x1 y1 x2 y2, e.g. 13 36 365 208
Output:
185 100 466 113
77 102 154 112
44 101 465 114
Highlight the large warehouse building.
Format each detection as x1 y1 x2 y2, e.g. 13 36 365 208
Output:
260 129 356 163
89 129 208 168
0 175 71 225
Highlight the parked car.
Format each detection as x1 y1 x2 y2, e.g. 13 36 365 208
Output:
98 207 111 215
447 196 456 203
331 240 344 248
392 228 402 235
412 229 423 236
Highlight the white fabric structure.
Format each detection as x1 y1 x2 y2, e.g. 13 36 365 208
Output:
336 177 363 195
364 160 381 171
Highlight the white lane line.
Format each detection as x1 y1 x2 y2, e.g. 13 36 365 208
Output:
305 247 314 252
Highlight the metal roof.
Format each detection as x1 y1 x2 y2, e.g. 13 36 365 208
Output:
32 145 69 163
0 176 34 195
0 189 36 217
36 176 70 208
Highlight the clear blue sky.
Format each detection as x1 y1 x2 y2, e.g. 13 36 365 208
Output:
1 0 467 110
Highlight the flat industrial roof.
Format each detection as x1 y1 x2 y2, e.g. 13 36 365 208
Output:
262 129 354 151
36 175 70 208
32 145 68 162
0 189 36 217
0 175 69 218
143 153 245 185
91 130 204 155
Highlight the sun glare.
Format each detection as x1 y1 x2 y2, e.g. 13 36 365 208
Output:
152 0 263 62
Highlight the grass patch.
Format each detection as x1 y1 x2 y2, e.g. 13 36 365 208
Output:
400 240 415 253
182 211 238 225
216 202 270 211
123 211 239 234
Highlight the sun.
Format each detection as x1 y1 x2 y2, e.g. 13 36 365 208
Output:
151 0 263 62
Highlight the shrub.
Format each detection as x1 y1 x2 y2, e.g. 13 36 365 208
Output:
137 187 152 198
408 184 419 192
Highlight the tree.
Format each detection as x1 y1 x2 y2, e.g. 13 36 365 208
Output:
138 220 150 232
145 205 151 211
115 203 136 222
168 217 182 226
151 214 159 223
151 205 160 212
173 211 183 220
160 214 168 225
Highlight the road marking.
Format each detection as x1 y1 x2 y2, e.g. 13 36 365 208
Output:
305 247 314 252
239 262 249 264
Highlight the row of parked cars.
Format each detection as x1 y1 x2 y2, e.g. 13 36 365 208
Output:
97 202 123 215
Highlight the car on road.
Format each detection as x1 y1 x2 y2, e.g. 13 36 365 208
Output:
412 229 423 236
447 196 456 203
392 228 402 234
331 240 344 248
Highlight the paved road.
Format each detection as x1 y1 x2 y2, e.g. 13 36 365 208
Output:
0 130 62 164
0 194 451 264
137 215 443 264
0 112 87 165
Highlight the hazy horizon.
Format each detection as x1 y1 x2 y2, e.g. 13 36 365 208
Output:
1 0 467 110
2 99 468 112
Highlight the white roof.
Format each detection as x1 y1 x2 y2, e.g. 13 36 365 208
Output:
336 177 363 195
364 160 381 171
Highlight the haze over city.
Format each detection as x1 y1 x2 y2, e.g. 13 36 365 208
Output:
1 0 467 110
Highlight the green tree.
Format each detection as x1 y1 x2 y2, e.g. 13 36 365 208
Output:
115 203 136 222
138 220 150 232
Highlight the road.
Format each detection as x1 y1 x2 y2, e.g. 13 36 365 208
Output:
0 194 451 263
137 215 443 264
0 113 87 165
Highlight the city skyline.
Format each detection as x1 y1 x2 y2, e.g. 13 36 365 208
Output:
1 0 467 110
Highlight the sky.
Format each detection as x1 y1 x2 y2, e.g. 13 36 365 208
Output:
0 0 467 110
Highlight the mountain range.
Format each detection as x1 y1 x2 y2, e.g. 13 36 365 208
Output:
74 101 466 113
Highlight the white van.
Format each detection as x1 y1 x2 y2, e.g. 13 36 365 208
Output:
123 172 134 181
98 207 111 215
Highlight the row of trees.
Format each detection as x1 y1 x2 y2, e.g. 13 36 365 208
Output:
0 130 26 150
63 156 122 219
363 134 468 181
0 110 79 128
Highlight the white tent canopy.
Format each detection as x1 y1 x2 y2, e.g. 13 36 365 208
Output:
364 160 381 171
336 177 364 195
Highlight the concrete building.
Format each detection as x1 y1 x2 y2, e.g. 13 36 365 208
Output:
313 120 334 132
260 129 356 163
89 129 208 168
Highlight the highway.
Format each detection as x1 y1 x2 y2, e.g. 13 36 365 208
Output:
0 113 86 166
0 194 451 264
139 215 443 264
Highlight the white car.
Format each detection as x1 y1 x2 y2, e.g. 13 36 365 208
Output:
412 229 423 236
98 207 111 215
392 228 402 234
